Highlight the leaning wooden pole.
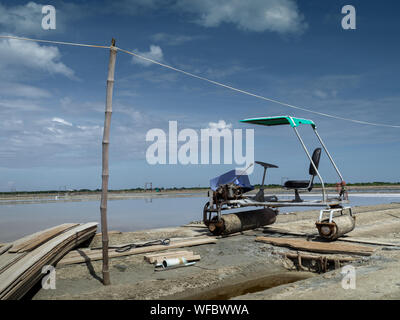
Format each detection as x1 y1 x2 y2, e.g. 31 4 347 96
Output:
100 38 117 285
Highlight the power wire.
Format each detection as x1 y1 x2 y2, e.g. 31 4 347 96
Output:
118 47 400 129
1 35 399 128
0 35 110 49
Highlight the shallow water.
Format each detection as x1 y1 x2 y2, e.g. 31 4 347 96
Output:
177 272 314 300
0 193 399 243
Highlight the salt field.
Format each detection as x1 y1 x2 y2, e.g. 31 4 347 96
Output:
1 191 399 243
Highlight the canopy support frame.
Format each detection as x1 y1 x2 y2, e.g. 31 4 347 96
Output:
292 125 327 202
313 128 344 182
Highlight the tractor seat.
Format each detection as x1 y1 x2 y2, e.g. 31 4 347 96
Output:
283 147 322 202
284 180 310 189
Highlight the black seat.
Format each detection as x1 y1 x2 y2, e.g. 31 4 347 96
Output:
283 180 309 189
284 148 322 202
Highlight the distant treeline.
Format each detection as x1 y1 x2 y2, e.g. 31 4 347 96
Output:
1 182 399 195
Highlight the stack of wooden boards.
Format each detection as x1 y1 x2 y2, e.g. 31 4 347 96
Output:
0 222 98 300
58 237 216 266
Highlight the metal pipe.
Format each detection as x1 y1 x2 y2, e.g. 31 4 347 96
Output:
313 129 344 182
155 257 196 270
261 167 267 189
292 127 326 202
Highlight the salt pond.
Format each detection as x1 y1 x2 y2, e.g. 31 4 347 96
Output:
1 192 399 242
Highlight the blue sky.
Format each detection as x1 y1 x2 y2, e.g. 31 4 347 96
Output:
0 0 399 191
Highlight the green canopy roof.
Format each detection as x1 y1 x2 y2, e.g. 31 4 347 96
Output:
240 116 316 128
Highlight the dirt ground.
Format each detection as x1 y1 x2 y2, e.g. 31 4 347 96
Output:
32 202 400 300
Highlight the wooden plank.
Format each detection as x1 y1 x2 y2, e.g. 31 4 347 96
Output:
9 223 79 253
263 226 316 237
89 236 209 251
95 230 122 236
255 236 375 256
337 237 400 247
58 237 217 266
69 236 216 258
145 251 194 263
151 255 201 265
0 223 98 300
144 250 192 263
9 223 75 252
59 237 215 265
264 227 400 247
0 244 12 256
0 252 25 274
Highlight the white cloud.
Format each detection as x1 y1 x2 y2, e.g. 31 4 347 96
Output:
0 1 86 36
60 96 72 108
0 38 75 78
0 2 43 36
52 117 72 126
131 45 164 67
77 125 101 131
3 119 24 131
208 120 232 130
0 98 44 111
151 33 206 46
110 0 164 14
0 82 51 98
175 0 307 34
313 89 328 99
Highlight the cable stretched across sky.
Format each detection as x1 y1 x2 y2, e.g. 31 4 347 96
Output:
0 35 110 49
1 35 400 128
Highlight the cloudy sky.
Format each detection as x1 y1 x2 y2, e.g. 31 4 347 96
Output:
0 0 399 191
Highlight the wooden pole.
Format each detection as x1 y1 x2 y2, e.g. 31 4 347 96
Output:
100 38 117 285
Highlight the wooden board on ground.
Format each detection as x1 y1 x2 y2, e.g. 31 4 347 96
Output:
0 222 97 300
95 230 122 236
0 252 25 274
263 226 314 237
255 236 376 256
0 244 12 256
144 250 192 263
58 237 217 266
337 237 400 247
149 254 200 265
264 226 400 247
9 223 79 253
144 251 200 264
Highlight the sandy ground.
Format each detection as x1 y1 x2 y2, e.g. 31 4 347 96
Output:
31 202 400 300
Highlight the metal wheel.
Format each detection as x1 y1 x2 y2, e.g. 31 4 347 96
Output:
203 202 210 226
